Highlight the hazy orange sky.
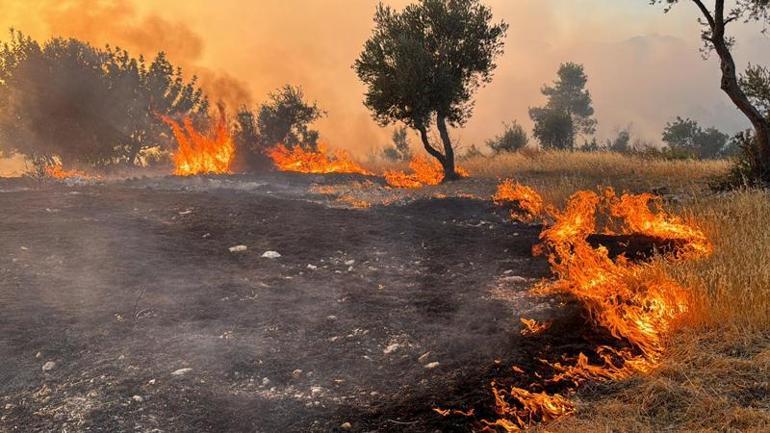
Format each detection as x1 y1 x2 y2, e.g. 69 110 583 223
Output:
1 0 769 166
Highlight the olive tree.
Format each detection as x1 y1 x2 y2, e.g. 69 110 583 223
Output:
355 0 508 181
653 0 770 181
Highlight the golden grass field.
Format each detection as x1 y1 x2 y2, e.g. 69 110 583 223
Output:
456 150 770 433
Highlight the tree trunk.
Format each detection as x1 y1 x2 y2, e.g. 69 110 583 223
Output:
435 114 461 181
417 125 446 166
709 2 770 180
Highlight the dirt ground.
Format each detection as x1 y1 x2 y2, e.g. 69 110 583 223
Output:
0 173 569 433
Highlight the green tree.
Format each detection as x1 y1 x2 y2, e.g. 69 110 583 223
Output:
354 0 508 181
653 0 770 182
606 128 632 153
662 116 730 159
232 107 271 171
487 121 528 153
0 30 206 169
529 62 596 150
255 85 324 150
383 126 412 161
531 108 575 150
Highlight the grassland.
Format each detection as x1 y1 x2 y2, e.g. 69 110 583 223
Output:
455 150 770 433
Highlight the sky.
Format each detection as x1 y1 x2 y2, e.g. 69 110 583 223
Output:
0 0 769 173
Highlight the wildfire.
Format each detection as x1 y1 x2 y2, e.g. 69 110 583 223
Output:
519 318 552 336
384 155 469 188
266 143 373 176
162 114 235 176
43 163 93 180
493 180 546 222
476 182 713 432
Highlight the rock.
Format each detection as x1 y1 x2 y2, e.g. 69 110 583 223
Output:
229 245 248 253
131 395 144 403
178 210 193 215
41 361 56 372
262 377 271 386
340 422 352 430
291 369 303 379
417 352 432 363
310 386 323 397
307 264 318 270
424 362 440 369
35 352 42 359
148 379 156 385
383 343 401 355
171 368 193 376
261 250 281 259
344 259 355 266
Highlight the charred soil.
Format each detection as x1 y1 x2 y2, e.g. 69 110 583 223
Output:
0 175 581 432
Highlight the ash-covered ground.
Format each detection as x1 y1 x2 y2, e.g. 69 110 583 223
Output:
0 173 562 433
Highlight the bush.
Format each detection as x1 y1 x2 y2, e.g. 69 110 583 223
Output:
487 121 528 153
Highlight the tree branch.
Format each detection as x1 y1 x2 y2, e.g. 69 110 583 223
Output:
691 0 716 28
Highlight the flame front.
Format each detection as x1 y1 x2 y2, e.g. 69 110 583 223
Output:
384 155 469 188
43 163 93 179
477 181 713 432
163 114 235 176
266 143 373 176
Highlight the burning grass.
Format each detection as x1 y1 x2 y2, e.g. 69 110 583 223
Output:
384 155 469 188
476 182 714 431
267 143 373 176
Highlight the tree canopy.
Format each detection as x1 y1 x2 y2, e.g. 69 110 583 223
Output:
354 0 507 180
529 62 596 150
0 30 207 169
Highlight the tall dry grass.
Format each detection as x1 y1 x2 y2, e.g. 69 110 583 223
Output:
455 150 770 433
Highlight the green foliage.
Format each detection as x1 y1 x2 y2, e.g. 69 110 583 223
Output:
606 128 632 153
233 108 271 171
354 0 507 178
0 30 207 168
255 85 324 150
529 62 596 150
662 116 730 159
486 121 528 153
740 64 770 117
460 143 484 160
531 108 574 150
383 126 412 161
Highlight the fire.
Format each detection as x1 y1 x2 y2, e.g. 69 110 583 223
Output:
384 155 469 188
43 163 93 179
162 114 235 176
493 180 546 222
266 143 373 175
477 183 713 432
519 318 552 336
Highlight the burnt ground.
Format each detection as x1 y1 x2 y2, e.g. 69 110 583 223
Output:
0 174 575 433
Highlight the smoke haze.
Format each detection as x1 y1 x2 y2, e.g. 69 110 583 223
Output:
1 0 769 169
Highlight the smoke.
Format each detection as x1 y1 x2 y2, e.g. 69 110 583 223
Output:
0 0 768 163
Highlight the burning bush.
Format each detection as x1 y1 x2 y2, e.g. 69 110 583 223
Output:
162 112 235 176
0 31 207 170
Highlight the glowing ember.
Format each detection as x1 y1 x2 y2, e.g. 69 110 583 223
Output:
266 143 372 175
519 318 552 336
384 155 469 188
162 114 235 176
479 182 713 432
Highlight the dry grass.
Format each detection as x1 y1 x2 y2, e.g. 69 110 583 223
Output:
446 151 769 433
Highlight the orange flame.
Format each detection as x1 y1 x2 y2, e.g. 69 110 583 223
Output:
266 143 373 176
384 155 469 188
162 114 235 176
519 318 552 336
43 163 93 179
479 183 713 432
493 180 546 222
